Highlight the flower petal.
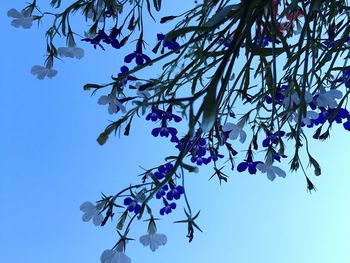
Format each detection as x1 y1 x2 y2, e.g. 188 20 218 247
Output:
93 214 103 226
100 249 116 263
139 234 151 247
266 169 276 181
272 166 286 178
80 201 94 212
221 122 234 132
7 8 21 18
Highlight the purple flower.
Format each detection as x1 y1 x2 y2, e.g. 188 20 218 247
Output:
162 105 182 122
124 40 151 65
82 28 121 50
343 121 350 131
153 33 180 54
265 85 287 105
102 27 121 49
151 120 178 137
272 151 287 162
124 197 141 214
146 106 164 122
117 66 137 87
154 163 174 180
262 130 286 147
237 151 263 175
166 185 184 201
160 200 176 215
156 184 169 199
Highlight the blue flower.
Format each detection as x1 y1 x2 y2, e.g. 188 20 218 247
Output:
272 151 287 162
237 151 263 175
262 130 286 147
146 106 164 122
265 85 287 105
124 40 151 65
160 200 176 215
162 105 182 122
343 121 350 131
82 28 121 50
153 33 180 54
166 185 184 201
102 27 121 49
151 120 178 137
156 184 169 199
117 66 137 87
154 163 174 180
124 197 141 214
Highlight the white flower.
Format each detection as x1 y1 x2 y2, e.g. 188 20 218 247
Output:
80 201 104 226
283 90 313 109
30 65 58 80
256 162 286 181
139 220 167 252
221 122 247 143
57 34 84 59
315 89 342 109
57 46 84 59
7 8 33 29
98 95 126 114
100 243 131 263
293 110 319 126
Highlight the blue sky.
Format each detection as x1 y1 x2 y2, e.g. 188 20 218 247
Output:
1 1 350 262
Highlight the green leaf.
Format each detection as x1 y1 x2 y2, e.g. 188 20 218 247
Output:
160 15 178 23
166 26 210 40
83 83 107 90
153 0 161 11
205 4 239 27
251 47 285 56
201 81 217 133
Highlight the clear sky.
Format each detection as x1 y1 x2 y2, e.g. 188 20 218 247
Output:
1 1 350 263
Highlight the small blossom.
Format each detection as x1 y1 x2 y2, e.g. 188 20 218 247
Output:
7 8 33 29
293 111 319 126
256 162 286 181
283 90 313 108
262 130 286 147
146 106 164 122
100 242 131 263
123 197 141 214
156 184 169 199
117 66 137 87
221 122 247 143
58 34 84 59
98 94 126 114
315 89 343 109
160 198 176 215
124 41 151 65
80 201 104 226
139 218 167 252
343 121 350 131
166 185 184 201
30 65 58 80
153 33 180 54
237 151 263 175
151 119 178 137
154 163 173 180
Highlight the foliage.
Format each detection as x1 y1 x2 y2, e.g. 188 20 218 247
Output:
8 0 350 261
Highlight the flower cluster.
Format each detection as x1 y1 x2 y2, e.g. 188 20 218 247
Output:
146 105 182 138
